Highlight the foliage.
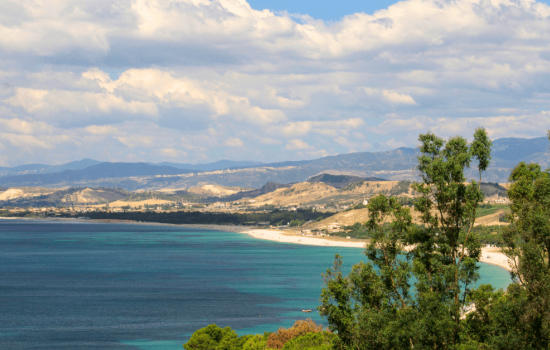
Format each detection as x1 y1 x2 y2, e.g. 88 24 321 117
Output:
475 204 509 218
183 320 331 350
331 222 371 239
499 159 550 347
479 182 508 198
342 181 364 192
388 180 411 196
267 319 325 349
467 225 504 246
319 129 492 349
281 332 334 350
183 324 252 350
82 208 332 226
289 219 303 227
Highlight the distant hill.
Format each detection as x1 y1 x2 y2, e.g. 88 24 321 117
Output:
0 187 128 207
154 160 263 171
492 137 548 163
0 136 547 189
0 159 103 177
0 163 194 187
308 174 387 189
0 159 261 177
480 182 508 198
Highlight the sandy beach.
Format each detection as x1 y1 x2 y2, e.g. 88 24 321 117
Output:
245 228 513 272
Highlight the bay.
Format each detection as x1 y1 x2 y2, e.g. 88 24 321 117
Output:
0 220 512 349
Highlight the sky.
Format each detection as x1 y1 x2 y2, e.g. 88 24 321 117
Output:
1 0 550 166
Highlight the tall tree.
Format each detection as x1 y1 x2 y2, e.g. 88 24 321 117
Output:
319 129 492 349
411 129 491 341
500 130 550 348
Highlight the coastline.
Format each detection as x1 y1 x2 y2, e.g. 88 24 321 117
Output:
0 216 512 271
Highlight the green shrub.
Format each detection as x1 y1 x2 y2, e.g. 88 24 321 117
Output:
183 324 252 350
281 332 334 350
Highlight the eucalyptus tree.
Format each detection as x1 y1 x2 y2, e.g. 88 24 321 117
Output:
319 129 492 350
497 130 550 349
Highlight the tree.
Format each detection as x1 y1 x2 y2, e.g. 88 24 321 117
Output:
498 133 550 348
319 129 492 349
183 324 252 350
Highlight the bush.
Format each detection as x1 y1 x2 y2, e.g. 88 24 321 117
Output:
281 332 334 350
266 319 325 349
183 324 252 350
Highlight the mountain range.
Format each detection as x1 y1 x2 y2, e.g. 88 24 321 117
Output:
0 136 547 190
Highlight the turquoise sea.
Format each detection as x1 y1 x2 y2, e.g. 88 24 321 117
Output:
0 220 512 349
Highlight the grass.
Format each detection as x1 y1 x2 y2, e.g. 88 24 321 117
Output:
476 204 509 218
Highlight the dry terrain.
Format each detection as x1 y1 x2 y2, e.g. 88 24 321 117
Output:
244 180 411 207
88 199 174 208
475 210 509 226
188 184 253 197
59 188 125 204
0 187 61 201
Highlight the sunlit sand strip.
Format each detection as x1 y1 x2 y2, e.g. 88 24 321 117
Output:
245 229 512 271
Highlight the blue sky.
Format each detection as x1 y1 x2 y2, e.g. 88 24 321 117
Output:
1 0 550 166
247 0 401 21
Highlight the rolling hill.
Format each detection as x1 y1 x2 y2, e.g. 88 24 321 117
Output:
0 136 546 190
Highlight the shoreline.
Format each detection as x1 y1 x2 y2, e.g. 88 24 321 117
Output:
0 216 512 271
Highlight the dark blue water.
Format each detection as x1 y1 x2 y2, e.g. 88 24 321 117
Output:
0 220 512 349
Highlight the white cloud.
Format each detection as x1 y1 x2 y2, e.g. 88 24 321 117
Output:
285 139 313 150
85 125 119 135
361 87 417 105
117 136 154 148
0 118 53 134
0 0 550 165
158 148 188 158
224 137 244 147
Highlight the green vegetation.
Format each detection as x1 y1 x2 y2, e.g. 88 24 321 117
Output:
468 225 505 246
341 181 364 191
182 130 550 350
475 203 509 218
388 180 411 196
320 128 492 349
184 320 332 350
479 182 508 198
331 222 371 239
82 208 331 226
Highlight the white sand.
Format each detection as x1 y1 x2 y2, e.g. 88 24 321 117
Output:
246 229 368 248
479 248 512 271
246 229 512 271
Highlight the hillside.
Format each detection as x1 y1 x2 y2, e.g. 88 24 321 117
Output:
0 187 128 207
0 136 546 190
0 163 195 187
308 174 386 188
214 182 292 203
187 184 253 197
242 180 411 208
0 187 61 202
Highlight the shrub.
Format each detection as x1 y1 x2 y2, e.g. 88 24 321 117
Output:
266 319 324 349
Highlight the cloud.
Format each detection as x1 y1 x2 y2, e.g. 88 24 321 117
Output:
6 87 158 116
85 125 119 135
285 139 313 150
360 88 417 105
116 136 154 148
0 118 53 134
158 148 188 158
0 0 550 165
224 137 244 147
278 118 364 137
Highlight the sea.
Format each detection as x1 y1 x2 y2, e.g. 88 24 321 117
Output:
0 220 512 350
